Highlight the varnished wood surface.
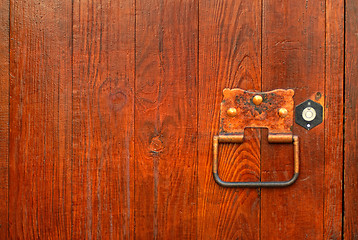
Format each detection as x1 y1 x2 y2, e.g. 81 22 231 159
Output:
198 0 262 239
0 0 9 238
345 0 358 238
1 0 353 239
325 0 344 239
135 0 197 238
9 0 72 238
261 0 326 239
72 0 134 238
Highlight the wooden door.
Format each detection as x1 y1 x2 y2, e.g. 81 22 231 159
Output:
0 0 356 239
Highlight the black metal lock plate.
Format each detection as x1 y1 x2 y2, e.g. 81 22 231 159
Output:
295 99 323 130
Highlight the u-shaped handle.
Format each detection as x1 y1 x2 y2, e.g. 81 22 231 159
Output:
213 134 299 188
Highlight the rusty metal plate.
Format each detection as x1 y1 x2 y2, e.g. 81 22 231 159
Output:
219 88 295 135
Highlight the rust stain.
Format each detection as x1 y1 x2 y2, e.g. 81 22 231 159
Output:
220 88 295 135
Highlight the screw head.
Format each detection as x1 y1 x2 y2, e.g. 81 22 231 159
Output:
279 108 288 118
253 95 263 105
227 107 237 117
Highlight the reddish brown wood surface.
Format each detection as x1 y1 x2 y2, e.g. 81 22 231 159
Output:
325 0 344 239
71 0 134 238
9 0 72 238
345 0 358 238
1 0 353 239
261 0 326 239
0 0 9 238
134 0 198 238
198 0 262 239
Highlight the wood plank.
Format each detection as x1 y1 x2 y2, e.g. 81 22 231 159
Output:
345 0 358 238
261 0 326 239
324 0 344 238
71 0 135 238
0 0 9 238
9 0 72 238
198 0 262 239
134 0 198 238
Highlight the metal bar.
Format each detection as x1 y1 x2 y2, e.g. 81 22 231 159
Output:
213 134 299 188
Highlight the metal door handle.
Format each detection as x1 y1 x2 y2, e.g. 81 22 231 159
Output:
213 88 300 188
213 134 299 188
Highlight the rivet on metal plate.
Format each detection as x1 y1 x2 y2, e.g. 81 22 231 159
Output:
279 108 288 118
253 95 263 105
226 107 237 117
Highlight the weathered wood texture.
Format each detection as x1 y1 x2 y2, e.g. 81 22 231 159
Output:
198 0 262 239
2 0 351 239
135 0 198 238
9 0 72 238
72 0 134 238
0 0 9 238
261 0 327 239
345 0 358 239
325 0 344 239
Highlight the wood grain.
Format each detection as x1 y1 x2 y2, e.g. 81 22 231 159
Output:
198 0 261 239
1 0 350 238
261 0 326 239
324 0 344 239
71 0 135 238
9 0 72 238
0 0 8 238
134 0 198 238
345 0 358 238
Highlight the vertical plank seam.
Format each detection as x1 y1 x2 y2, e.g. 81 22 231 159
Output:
342 0 346 238
323 0 327 238
260 0 263 239
133 0 137 237
58 21 61 240
71 0 74 238
196 0 199 238
7 0 10 238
